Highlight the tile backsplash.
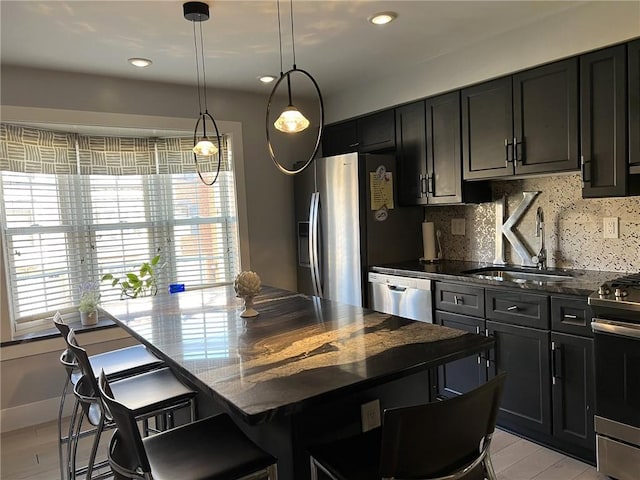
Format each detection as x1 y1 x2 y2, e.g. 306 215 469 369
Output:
425 174 640 273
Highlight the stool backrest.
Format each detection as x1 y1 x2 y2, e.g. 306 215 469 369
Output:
66 330 100 397
98 369 152 477
379 373 506 479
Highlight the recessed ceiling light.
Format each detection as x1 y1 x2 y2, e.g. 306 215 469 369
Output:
368 11 398 25
128 58 152 68
258 75 277 84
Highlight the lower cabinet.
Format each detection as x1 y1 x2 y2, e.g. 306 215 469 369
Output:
433 281 595 462
551 332 595 452
436 311 486 397
487 320 552 435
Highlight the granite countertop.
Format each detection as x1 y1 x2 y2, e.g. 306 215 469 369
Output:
371 260 622 296
100 285 493 425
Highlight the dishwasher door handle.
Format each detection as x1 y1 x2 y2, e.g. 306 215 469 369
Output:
387 285 407 292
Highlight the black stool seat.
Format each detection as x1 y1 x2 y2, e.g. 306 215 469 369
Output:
108 367 197 417
88 344 164 380
140 414 275 480
100 370 278 480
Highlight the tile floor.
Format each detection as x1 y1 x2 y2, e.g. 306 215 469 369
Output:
0 419 607 479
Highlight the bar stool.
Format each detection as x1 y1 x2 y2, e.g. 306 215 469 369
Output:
98 369 278 480
309 373 506 480
53 312 164 480
66 329 198 480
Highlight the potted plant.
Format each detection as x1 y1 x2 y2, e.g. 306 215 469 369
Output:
78 281 101 326
102 254 163 299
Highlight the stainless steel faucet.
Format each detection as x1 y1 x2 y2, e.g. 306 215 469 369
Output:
532 207 547 269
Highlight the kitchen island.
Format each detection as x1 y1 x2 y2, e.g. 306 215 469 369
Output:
100 284 494 479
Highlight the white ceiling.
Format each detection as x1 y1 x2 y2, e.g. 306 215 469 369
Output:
1 1 589 97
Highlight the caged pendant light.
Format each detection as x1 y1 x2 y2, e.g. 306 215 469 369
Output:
266 0 324 175
184 1 221 186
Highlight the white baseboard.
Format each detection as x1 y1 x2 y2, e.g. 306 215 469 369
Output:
1 393 75 433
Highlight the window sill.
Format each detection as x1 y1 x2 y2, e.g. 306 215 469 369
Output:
0 311 133 361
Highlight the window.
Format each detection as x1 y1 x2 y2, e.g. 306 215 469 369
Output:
0 124 240 333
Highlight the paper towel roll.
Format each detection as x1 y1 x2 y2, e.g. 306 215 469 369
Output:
422 222 437 261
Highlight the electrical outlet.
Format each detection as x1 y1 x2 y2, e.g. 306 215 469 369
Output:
361 399 381 432
603 217 619 239
451 218 466 236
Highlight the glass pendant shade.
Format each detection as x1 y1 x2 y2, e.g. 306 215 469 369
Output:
193 138 218 156
274 105 310 133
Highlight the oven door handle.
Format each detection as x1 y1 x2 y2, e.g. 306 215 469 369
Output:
591 318 640 339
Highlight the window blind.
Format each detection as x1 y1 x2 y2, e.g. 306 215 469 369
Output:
0 128 240 332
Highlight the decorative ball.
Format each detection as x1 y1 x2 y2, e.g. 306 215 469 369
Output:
234 271 261 297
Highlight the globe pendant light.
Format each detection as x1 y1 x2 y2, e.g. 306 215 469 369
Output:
266 0 324 175
184 1 221 186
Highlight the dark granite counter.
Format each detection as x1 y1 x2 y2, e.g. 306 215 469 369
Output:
100 284 494 425
371 260 621 296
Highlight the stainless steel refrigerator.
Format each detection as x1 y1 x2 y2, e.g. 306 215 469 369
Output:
294 152 423 308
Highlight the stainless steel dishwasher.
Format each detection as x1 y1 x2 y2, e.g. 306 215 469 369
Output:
368 272 433 323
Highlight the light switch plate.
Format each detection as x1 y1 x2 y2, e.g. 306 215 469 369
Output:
451 218 466 236
603 217 619 239
361 399 381 432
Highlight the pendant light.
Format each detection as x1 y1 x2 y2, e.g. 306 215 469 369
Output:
184 1 221 186
266 0 324 175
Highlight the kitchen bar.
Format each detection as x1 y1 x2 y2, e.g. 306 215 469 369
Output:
99 284 494 479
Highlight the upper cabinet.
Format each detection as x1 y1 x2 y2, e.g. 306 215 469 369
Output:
462 58 579 180
396 101 427 205
321 121 358 157
321 110 395 157
396 94 490 206
628 39 640 174
357 110 396 153
580 44 637 197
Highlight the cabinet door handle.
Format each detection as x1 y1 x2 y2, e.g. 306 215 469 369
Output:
349 142 360 148
551 341 562 385
563 314 578 320
420 175 428 196
504 138 514 166
453 295 463 305
507 305 519 312
581 155 591 186
514 136 524 163
428 175 434 195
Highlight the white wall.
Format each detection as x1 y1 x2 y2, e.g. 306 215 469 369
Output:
325 1 640 122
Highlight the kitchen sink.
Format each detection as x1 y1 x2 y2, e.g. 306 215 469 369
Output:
461 266 573 284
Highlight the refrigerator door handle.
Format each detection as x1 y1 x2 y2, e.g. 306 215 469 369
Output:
309 192 323 298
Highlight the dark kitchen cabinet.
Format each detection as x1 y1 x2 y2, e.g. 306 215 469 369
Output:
427 92 463 203
580 45 628 197
397 95 490 206
629 39 640 172
357 110 396 153
550 295 595 459
487 320 552 435
462 76 513 180
396 101 427 205
551 332 595 453
463 58 578 180
436 311 487 398
322 110 395 157
513 59 579 175
435 282 485 318
321 121 358 157
432 281 595 462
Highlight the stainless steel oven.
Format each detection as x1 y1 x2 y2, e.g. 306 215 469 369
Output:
589 274 640 480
